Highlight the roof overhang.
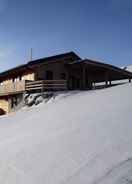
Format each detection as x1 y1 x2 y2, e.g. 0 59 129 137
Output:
68 59 132 81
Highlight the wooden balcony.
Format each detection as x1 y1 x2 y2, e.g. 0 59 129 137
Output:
25 80 67 91
0 81 26 96
0 80 67 96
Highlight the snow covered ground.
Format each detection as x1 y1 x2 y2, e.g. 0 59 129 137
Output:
0 83 132 183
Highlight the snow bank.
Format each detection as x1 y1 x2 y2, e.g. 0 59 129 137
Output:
0 83 132 183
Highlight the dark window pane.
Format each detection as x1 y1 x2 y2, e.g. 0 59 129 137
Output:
45 71 53 80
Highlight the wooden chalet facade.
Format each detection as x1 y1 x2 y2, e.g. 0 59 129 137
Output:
0 51 132 114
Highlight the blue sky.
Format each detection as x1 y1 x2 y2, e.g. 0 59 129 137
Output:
0 0 132 71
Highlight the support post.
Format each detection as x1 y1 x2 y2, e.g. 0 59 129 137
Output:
105 71 109 87
105 80 108 87
66 67 72 90
129 78 131 83
82 67 86 90
41 81 45 93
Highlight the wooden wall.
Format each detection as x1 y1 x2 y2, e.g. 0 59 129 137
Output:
0 72 35 85
0 98 9 113
21 72 35 81
36 62 68 80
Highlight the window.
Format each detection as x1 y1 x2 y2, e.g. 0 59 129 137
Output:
61 73 66 80
45 71 53 80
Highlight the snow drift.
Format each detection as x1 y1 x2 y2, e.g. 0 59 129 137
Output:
0 83 132 183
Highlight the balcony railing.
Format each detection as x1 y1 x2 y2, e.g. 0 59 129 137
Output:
25 80 67 91
0 81 26 96
0 80 67 96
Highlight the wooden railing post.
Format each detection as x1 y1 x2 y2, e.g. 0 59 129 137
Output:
42 81 44 93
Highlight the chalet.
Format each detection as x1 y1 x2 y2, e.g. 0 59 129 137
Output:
0 51 132 114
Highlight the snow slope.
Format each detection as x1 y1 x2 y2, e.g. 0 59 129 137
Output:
0 84 132 183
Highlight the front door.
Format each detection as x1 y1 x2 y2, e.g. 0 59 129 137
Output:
69 76 81 90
